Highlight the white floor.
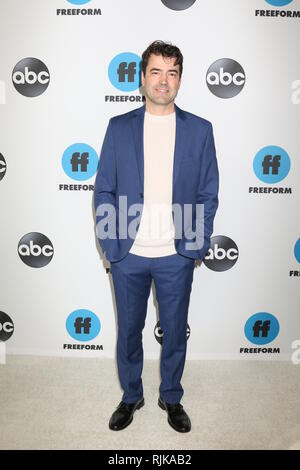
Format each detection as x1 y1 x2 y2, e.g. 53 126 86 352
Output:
0 355 300 450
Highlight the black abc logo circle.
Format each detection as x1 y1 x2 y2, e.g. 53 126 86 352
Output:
154 321 190 344
0 153 7 181
161 0 197 11
203 235 239 272
18 232 54 268
0 312 14 342
12 58 50 97
206 58 246 99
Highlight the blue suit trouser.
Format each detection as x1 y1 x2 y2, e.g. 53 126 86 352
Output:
110 252 195 404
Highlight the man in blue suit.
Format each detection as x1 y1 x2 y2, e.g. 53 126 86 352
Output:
94 41 219 433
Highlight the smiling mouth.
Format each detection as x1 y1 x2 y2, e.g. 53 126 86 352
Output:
156 88 169 93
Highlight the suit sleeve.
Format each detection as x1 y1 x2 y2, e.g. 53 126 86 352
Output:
196 122 219 259
93 119 117 256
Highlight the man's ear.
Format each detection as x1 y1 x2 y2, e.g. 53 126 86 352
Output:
141 71 145 86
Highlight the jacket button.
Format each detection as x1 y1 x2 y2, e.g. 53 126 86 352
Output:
140 193 143 199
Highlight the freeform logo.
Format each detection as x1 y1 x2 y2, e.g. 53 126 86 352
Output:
12 58 50 97
256 0 299 17
161 0 197 11
265 0 293 6
67 0 91 4
66 309 101 342
18 232 54 268
0 312 14 342
57 0 101 15
61 143 98 182
203 235 239 272
154 320 190 345
0 153 7 181
289 237 300 277
244 312 280 345
250 144 292 194
294 238 300 263
108 52 141 92
206 58 245 99
253 145 291 184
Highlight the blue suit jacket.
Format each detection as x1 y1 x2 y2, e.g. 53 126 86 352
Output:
94 104 219 262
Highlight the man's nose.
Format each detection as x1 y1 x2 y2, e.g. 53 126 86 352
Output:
159 74 168 84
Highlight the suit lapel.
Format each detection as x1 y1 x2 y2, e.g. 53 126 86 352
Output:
173 104 187 189
130 105 145 193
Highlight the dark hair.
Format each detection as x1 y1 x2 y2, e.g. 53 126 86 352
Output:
141 40 183 78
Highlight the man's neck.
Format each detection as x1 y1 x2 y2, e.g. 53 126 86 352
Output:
145 100 175 116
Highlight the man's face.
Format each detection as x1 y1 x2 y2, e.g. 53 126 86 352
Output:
142 54 181 108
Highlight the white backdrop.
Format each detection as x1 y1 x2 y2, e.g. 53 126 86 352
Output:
0 0 299 361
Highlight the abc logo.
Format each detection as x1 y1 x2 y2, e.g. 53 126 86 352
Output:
108 52 141 92
154 320 190 345
18 232 54 268
265 1 293 6
244 312 280 345
66 310 101 342
203 235 239 272
12 58 50 97
253 145 290 184
62 143 99 180
0 312 14 342
206 58 245 99
0 153 6 181
161 0 196 10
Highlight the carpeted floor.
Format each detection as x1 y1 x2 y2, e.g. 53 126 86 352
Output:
0 355 299 450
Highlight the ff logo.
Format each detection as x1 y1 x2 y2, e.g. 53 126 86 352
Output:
206 58 245 99
67 0 91 3
66 310 101 341
203 235 239 272
108 53 141 92
154 321 190 345
244 313 280 345
62 143 98 180
18 232 54 268
0 312 14 342
265 1 293 6
294 238 300 263
253 145 290 184
161 0 196 10
12 58 50 97
0 153 7 181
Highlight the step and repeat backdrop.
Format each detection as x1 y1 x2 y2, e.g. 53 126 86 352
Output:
0 0 299 361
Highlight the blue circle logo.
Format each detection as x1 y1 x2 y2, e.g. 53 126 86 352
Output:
108 52 141 92
294 238 300 263
265 1 293 6
66 310 101 342
67 0 91 5
244 313 280 345
62 143 98 181
253 145 290 184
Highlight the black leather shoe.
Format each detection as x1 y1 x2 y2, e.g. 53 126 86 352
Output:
158 396 191 433
109 397 144 431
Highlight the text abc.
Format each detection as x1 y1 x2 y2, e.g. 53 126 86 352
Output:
207 68 245 86
13 67 50 85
